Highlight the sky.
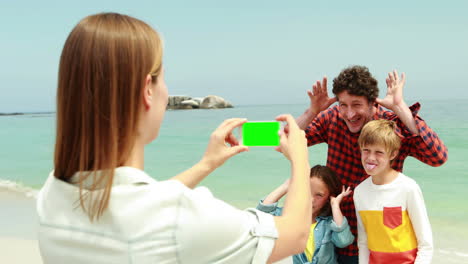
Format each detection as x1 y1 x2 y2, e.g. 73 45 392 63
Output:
0 0 467 112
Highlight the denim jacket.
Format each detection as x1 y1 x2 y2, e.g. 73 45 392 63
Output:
257 200 354 264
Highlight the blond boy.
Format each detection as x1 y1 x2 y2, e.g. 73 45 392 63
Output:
354 120 433 264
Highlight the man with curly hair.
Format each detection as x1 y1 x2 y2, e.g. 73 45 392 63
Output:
295 65 447 264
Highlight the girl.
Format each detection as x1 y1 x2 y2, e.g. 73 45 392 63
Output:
36 13 312 264
257 165 354 264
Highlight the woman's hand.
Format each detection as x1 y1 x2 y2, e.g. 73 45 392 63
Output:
267 115 311 263
275 114 308 162
201 118 249 170
172 118 248 188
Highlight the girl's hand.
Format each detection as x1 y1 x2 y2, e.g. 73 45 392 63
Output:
279 178 291 193
201 118 249 169
330 186 352 208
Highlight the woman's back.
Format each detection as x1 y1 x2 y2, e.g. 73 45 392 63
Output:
37 167 278 264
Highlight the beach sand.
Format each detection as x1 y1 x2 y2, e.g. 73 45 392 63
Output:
0 186 465 263
0 237 42 264
0 185 42 264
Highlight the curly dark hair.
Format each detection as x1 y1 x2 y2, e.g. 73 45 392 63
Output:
310 165 342 217
332 65 379 103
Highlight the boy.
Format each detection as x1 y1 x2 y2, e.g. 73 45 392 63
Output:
354 119 433 263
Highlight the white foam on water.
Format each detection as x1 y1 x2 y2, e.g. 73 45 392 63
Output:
0 179 38 199
454 252 468 257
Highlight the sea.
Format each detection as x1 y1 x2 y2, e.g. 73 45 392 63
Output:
1 100 467 263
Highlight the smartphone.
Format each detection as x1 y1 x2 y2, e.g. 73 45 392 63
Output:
240 121 281 146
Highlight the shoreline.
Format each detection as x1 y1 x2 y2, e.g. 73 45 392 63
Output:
0 112 54 116
1 187 468 263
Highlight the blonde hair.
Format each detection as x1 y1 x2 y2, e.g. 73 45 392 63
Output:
358 119 401 157
54 13 163 220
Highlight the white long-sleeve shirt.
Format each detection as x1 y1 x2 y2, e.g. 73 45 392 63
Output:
37 167 278 264
354 173 433 264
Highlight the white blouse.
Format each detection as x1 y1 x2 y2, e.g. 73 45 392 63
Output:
37 167 278 264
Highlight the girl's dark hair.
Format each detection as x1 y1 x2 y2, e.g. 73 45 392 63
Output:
310 165 342 217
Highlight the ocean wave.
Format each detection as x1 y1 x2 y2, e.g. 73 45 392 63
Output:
438 249 468 258
0 179 39 199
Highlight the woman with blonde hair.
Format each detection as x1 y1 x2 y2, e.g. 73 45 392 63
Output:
37 13 312 264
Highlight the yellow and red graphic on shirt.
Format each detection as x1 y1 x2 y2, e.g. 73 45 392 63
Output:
359 207 417 263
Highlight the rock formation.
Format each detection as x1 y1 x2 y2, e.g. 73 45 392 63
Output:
167 95 233 110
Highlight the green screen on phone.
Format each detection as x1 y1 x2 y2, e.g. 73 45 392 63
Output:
242 121 280 146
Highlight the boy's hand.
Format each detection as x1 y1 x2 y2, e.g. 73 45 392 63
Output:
330 186 352 207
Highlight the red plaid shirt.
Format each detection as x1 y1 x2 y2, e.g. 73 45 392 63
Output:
305 102 448 257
